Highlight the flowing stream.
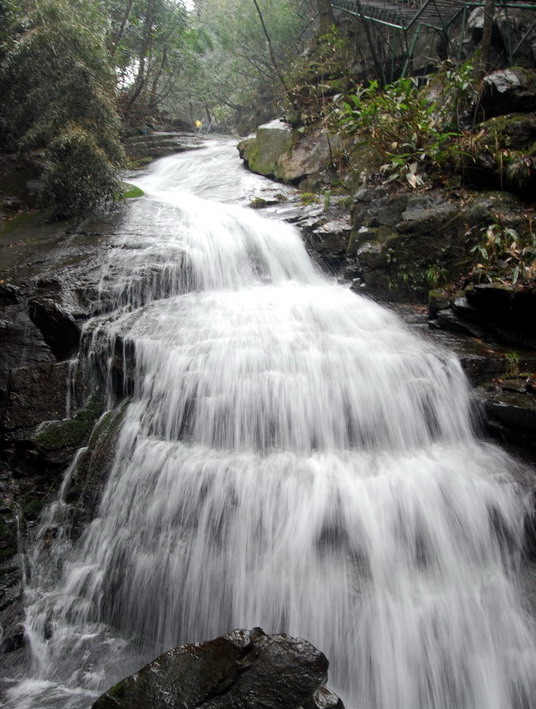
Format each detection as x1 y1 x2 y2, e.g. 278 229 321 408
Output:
3 138 536 708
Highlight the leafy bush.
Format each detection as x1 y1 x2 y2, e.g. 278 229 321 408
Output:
333 62 479 187
469 222 536 286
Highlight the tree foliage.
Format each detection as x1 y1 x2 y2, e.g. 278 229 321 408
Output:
105 0 190 125
166 0 310 132
0 0 125 218
0 0 327 216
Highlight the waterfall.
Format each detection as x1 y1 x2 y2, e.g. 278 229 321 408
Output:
4 139 536 709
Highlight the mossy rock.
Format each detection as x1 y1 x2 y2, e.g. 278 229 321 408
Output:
467 107 536 198
33 390 104 452
64 399 130 532
121 182 144 199
129 156 154 169
238 120 293 179
475 113 536 152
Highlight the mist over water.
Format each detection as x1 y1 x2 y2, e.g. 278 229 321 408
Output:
3 139 536 709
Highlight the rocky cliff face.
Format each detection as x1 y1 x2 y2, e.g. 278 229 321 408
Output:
0 210 125 655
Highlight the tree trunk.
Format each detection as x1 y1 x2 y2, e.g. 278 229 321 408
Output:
128 0 159 109
317 0 336 34
110 0 135 57
250 0 298 107
481 0 495 70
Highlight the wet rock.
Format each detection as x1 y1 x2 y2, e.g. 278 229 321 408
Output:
2 361 70 434
0 597 25 654
0 286 54 385
28 297 81 361
124 132 204 163
63 401 128 532
307 218 352 257
348 186 535 302
475 383 536 450
304 686 345 709
524 492 536 561
465 284 536 349
399 194 457 228
430 308 487 338
428 289 451 318
277 129 336 183
451 296 486 328
428 282 536 350
357 241 386 271
352 190 406 230
31 390 105 465
92 628 343 709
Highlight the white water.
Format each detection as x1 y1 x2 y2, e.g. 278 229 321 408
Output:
3 139 536 709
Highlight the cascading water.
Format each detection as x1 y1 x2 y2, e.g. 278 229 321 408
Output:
3 138 536 709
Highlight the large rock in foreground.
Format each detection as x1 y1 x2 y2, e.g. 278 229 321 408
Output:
91 628 344 709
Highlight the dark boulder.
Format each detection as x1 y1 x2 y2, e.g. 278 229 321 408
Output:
91 628 344 709
474 381 536 450
465 284 536 349
480 69 536 118
0 284 54 385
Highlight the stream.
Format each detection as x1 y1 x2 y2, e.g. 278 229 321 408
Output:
3 138 536 709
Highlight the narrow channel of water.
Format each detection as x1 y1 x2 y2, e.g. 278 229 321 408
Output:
3 139 536 709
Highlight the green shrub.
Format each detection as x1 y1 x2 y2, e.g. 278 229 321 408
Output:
469 222 536 286
333 62 478 187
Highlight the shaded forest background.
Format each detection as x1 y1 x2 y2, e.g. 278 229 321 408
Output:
0 0 329 217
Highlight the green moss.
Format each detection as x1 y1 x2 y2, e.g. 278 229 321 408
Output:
121 182 144 199
249 197 270 209
20 495 46 522
86 399 128 447
241 127 293 179
33 390 104 451
129 156 154 169
299 192 319 205
472 113 536 153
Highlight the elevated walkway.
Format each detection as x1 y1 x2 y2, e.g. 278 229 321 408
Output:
331 0 536 82
332 0 464 31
